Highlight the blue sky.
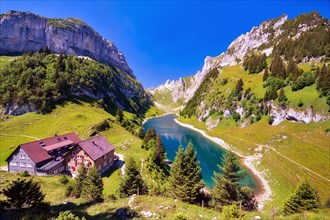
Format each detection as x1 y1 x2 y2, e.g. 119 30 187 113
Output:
1 1 329 88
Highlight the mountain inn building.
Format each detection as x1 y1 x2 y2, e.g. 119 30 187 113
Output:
6 133 116 177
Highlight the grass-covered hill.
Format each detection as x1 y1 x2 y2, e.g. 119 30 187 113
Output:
0 52 150 115
1 98 329 219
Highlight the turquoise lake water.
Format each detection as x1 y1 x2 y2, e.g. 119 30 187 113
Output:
143 114 256 190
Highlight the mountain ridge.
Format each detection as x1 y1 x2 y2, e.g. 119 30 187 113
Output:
151 11 329 108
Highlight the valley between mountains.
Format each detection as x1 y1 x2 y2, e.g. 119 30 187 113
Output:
0 10 329 220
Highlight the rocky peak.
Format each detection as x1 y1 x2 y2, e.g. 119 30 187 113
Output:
0 10 133 77
152 12 325 106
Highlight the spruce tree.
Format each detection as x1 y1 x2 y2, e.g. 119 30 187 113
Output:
270 55 286 79
184 141 204 203
278 88 287 103
118 157 148 197
212 152 257 211
263 68 269 81
169 146 189 201
154 134 166 167
75 163 88 197
169 143 204 203
283 179 321 215
116 108 124 122
1 178 45 211
82 166 104 201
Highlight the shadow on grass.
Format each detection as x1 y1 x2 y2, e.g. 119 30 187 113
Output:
50 201 140 220
102 160 124 178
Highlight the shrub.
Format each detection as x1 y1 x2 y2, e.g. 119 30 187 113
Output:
20 170 30 177
56 211 86 220
232 111 241 122
298 101 304 107
263 76 285 90
222 204 240 219
174 213 189 220
292 72 315 91
268 116 274 125
59 175 69 185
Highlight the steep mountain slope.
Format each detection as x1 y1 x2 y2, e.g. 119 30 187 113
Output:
152 12 329 121
0 10 132 76
0 11 150 115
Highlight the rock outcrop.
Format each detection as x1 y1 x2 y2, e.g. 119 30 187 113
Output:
0 10 133 77
270 105 329 125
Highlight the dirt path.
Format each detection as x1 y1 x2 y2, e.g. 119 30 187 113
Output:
267 146 330 182
0 133 39 140
224 133 330 182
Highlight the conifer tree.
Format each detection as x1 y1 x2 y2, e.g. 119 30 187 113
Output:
1 178 46 211
270 55 286 79
142 127 157 149
263 68 269 81
118 157 148 197
169 143 204 203
283 179 321 215
74 163 88 197
278 88 287 104
286 58 297 75
212 152 257 211
116 108 124 122
169 146 189 201
82 166 104 201
184 141 204 203
154 134 166 167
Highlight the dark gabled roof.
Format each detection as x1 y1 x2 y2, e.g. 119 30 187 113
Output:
78 135 114 161
6 133 82 164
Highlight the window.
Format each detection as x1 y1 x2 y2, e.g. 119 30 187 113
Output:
77 155 83 159
20 155 26 160
84 152 87 156
66 166 73 171
77 162 81 166
98 165 102 169
72 151 76 155
13 155 17 159
19 148 23 152
26 155 30 160
39 142 46 147
77 147 81 151
10 162 18 166
52 169 58 174
70 158 74 163
64 136 68 140
20 163 26 167
57 137 62 142
59 166 64 171
27 163 32 168
103 155 107 159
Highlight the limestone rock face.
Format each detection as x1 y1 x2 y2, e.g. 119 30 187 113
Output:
0 10 133 77
270 105 329 125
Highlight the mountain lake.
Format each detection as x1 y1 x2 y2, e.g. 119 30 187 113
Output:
144 114 257 190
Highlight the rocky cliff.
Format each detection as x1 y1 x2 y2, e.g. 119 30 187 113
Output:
0 10 133 77
152 12 328 105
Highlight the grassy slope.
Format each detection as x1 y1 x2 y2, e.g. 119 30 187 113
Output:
176 62 330 210
1 171 328 219
178 116 330 209
0 98 146 166
0 98 329 218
